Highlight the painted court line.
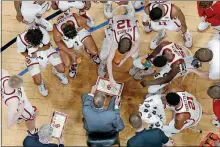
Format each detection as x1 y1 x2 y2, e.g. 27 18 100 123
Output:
1 7 144 76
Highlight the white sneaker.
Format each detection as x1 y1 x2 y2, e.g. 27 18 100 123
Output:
182 30 193 48
104 2 113 19
144 25 152 33
212 31 220 40
129 66 140 76
134 68 155 80
36 18 53 31
98 61 106 77
38 80 48 97
79 11 95 28
52 67 68 85
150 29 166 49
212 119 220 128
198 21 209 31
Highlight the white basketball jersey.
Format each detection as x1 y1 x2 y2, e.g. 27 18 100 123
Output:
175 92 202 127
1 75 25 105
109 15 139 44
21 1 41 9
55 11 80 36
159 42 187 71
149 3 181 31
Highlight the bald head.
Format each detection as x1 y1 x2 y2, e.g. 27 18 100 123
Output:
195 48 213 62
93 92 106 108
129 113 142 129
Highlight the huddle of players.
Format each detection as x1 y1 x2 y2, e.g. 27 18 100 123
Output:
1 0 219 144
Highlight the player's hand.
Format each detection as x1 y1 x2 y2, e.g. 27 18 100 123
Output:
140 80 149 87
16 14 23 22
142 21 150 26
90 85 97 95
110 79 117 88
114 96 121 107
84 1 91 10
18 100 25 113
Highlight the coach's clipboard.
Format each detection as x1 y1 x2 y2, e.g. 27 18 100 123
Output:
95 77 124 97
50 111 68 139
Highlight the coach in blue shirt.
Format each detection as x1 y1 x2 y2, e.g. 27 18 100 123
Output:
127 114 174 147
23 124 64 147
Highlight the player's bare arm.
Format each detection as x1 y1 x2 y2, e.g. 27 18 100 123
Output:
14 1 22 22
141 62 180 87
51 1 58 10
6 99 24 127
73 14 91 31
143 5 150 26
107 47 117 87
174 113 190 130
171 5 187 33
187 68 209 79
53 25 73 57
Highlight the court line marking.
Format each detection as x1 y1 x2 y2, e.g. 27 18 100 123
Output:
1 7 144 76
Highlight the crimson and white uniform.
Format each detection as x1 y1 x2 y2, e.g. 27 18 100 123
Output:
163 91 202 137
16 27 62 76
148 2 181 31
148 42 191 93
55 11 91 50
21 1 50 24
1 75 36 121
55 1 85 12
100 14 139 60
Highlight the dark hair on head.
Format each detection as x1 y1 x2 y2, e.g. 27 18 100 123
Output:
195 48 213 62
207 83 220 99
63 24 77 39
150 7 163 21
26 28 43 47
199 1 213 9
118 37 132 54
166 92 180 106
129 113 142 129
153 56 167 67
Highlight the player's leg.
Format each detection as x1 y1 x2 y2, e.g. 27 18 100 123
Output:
34 2 53 31
150 29 167 49
47 47 68 85
78 1 94 28
26 58 48 96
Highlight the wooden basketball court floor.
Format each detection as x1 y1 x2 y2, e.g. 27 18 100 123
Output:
1 1 220 146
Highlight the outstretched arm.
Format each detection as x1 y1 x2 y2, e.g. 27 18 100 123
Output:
107 47 117 87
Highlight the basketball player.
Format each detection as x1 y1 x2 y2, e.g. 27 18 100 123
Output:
53 10 100 78
188 39 220 80
140 41 200 95
99 2 154 87
16 26 68 96
1 69 38 136
14 1 52 31
142 1 193 49
197 1 220 40
162 89 202 137
51 1 94 28
207 83 220 128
